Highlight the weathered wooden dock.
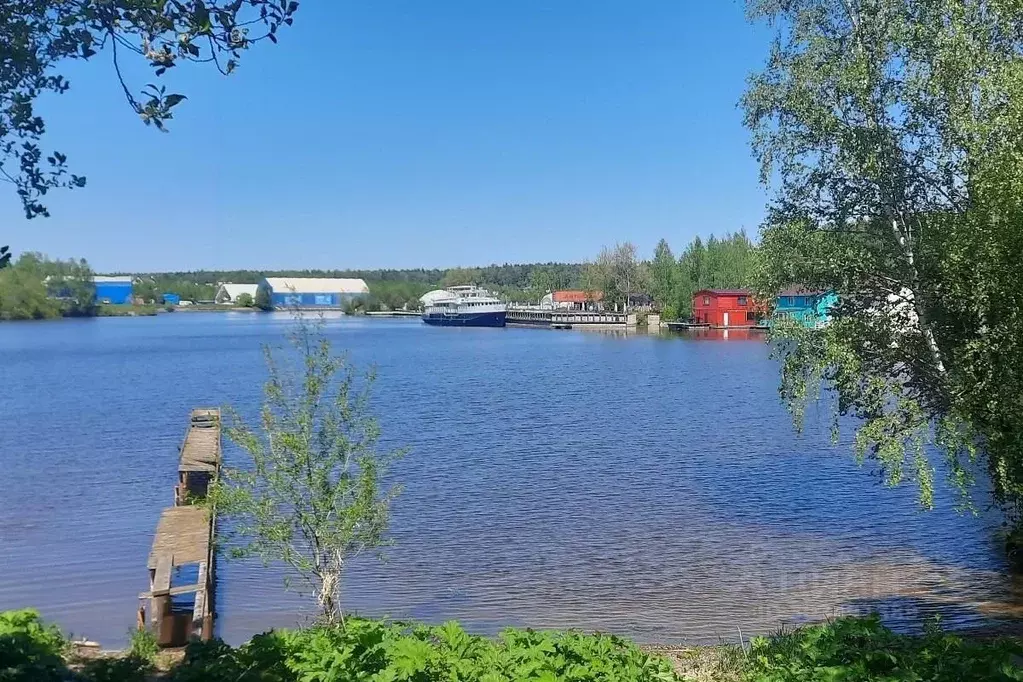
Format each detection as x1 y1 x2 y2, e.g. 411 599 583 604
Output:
175 408 221 504
506 308 636 328
140 408 221 647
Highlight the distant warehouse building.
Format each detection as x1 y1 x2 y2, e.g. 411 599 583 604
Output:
258 277 370 309
94 276 133 304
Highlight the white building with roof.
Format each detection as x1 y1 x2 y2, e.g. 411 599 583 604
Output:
214 283 259 304
258 277 370 309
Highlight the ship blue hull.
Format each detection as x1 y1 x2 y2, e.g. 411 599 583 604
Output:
422 311 506 327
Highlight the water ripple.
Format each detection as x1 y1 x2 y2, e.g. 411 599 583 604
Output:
0 314 1016 646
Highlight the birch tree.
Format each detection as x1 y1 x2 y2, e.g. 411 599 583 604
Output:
213 318 405 625
745 0 1023 557
591 242 639 312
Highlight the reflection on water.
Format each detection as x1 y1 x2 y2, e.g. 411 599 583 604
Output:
0 314 1017 645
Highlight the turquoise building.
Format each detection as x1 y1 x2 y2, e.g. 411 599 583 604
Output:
772 289 838 328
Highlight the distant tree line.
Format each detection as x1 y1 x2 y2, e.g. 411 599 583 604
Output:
577 232 755 319
133 276 218 304
649 231 756 320
0 253 96 320
125 247 756 314
128 263 589 309
0 247 752 318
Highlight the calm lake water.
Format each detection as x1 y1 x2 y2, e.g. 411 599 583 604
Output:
0 313 1018 646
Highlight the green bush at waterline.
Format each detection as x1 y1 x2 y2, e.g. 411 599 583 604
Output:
745 614 1022 682
2 608 1021 681
168 618 680 681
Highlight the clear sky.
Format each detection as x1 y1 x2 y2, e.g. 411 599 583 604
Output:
3 1 772 273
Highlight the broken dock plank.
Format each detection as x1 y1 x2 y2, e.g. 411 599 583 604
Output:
148 507 210 569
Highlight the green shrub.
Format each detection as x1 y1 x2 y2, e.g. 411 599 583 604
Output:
745 615 1023 682
78 655 150 682
170 618 681 682
0 609 68 682
127 628 158 664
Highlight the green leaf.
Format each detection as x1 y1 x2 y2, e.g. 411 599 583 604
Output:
163 94 187 109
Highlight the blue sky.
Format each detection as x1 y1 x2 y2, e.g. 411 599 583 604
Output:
3 1 772 273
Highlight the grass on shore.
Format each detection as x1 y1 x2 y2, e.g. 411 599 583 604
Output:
96 304 159 317
2 609 1020 681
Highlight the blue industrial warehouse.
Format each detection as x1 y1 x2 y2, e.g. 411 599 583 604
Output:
94 276 133 304
258 277 370 308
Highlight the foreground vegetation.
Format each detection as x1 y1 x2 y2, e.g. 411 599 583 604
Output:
745 0 1023 562
3 609 1020 682
0 253 96 321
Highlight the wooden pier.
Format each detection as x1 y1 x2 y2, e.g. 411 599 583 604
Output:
140 408 221 647
506 308 636 328
175 408 221 504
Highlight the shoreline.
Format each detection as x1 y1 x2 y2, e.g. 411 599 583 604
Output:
53 619 1023 682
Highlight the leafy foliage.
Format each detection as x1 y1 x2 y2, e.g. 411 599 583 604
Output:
365 280 433 311
169 618 682 682
133 276 216 304
117 264 589 309
126 628 157 664
2 610 1019 682
254 284 272 311
1 0 299 218
650 239 677 312
212 317 405 625
0 609 152 682
0 251 95 320
745 615 1023 682
584 242 641 311
647 232 755 320
234 292 254 307
0 609 67 682
77 655 151 682
745 0 1023 543
526 267 572 304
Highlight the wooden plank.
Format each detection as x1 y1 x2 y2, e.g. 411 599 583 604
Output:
148 507 210 568
179 427 221 473
152 556 172 595
138 582 203 599
178 408 221 477
191 561 208 639
150 555 172 631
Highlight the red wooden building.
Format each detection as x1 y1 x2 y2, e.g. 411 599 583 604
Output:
691 289 764 327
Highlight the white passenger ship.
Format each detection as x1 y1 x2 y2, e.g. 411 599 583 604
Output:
421 285 507 327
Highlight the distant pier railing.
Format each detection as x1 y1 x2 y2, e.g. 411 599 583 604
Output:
140 408 221 647
507 307 636 327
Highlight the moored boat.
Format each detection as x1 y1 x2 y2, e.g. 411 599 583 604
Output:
421 285 507 327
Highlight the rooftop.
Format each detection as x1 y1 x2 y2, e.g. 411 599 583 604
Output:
217 283 258 298
262 277 369 295
693 289 751 296
553 290 603 303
